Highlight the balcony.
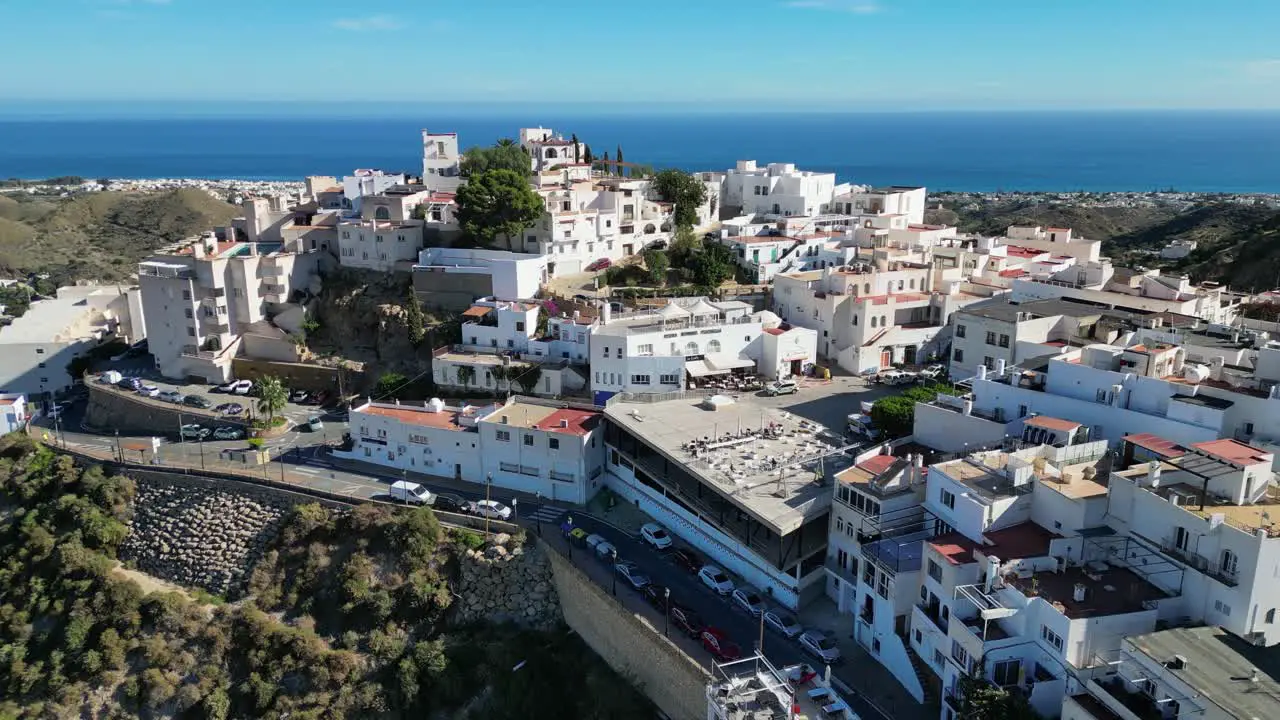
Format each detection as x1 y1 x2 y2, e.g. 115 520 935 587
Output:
823 555 859 586
1159 537 1209 572
914 602 949 633
139 263 193 280
1206 561 1239 587
259 265 285 279
261 283 287 301
954 615 1014 646
199 315 230 334
200 286 226 299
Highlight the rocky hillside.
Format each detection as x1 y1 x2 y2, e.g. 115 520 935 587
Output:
0 434 651 719
926 197 1182 241
0 189 238 285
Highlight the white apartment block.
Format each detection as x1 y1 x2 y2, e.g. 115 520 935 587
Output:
421 130 462 192
139 231 320 383
337 396 605 506
414 246 547 302
717 160 840 218
342 169 405 213
1005 225 1101 263
588 298 816 403
1011 268 1244 324
0 285 135 400
831 186 927 226
526 177 674 276
520 127 586 173
603 393 840 609
459 299 540 354
336 218 425 272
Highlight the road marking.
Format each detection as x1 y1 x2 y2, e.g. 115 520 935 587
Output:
527 507 565 523
293 467 323 476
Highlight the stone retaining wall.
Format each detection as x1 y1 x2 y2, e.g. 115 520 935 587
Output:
85 384 248 437
454 534 560 631
542 539 709 720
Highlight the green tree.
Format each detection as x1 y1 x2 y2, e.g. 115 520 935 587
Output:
460 140 529 176
405 290 426 347
374 372 408 399
616 145 625 175
571 133 580 163
668 226 701 268
954 674 1040 720
643 249 670 286
255 376 288 423
653 169 708 229
514 365 542 395
691 242 737 288
454 169 544 248
869 383 960 438
583 144 594 164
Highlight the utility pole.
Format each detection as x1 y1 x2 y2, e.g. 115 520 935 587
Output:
485 472 493 535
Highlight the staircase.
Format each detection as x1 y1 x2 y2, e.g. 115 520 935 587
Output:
902 640 941 707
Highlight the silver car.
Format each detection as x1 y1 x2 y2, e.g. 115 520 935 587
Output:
763 610 803 638
799 630 842 664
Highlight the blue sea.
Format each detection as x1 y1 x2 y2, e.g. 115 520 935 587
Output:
1 110 1279 193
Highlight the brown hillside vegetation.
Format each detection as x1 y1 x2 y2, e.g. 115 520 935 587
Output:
0 190 238 285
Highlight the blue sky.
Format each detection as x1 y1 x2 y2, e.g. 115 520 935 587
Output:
4 0 1280 110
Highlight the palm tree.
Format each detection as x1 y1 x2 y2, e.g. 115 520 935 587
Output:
256 376 288 423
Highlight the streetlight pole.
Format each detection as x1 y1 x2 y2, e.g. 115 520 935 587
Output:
610 549 618 597
485 472 493 535
664 588 671 637
512 497 518 523
759 607 766 654
534 491 542 536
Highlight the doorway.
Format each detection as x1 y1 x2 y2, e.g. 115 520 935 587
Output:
623 244 633 255
880 348 892 368
904 345 917 365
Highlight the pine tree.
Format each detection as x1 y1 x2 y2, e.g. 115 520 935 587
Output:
572 133 580 163
602 151 611 175
616 145 624 176
583 144 594 166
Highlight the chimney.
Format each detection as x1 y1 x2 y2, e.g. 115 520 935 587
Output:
601 300 611 326
977 365 989 381
1072 583 1087 602
560 418 569 428
1147 462 1162 488
995 358 1006 376
985 556 1001 593
192 241 206 259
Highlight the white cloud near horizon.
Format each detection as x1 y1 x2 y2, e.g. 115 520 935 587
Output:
332 15 402 32
784 0 880 14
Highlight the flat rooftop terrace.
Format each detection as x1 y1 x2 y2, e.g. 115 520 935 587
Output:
606 395 844 534
1007 565 1169 619
1127 626 1280 720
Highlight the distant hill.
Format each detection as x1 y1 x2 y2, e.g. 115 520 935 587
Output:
0 189 239 285
927 199 1183 242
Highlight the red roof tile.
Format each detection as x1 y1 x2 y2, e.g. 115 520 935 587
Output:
998 268 1028 278
361 404 472 431
1124 433 1186 458
1004 245 1045 259
857 454 897 475
1192 438 1273 466
763 328 785 336
1024 415 1080 432
929 533 979 565
534 408 600 436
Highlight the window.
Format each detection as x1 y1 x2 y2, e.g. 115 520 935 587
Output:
523 434 534 446
836 548 849 570
1018 404 1028 418
376 235 384 243
1214 599 1232 616
1174 526 1190 551
951 641 970 672
1220 548 1238 577
187 327 196 337
630 374 651 385
955 324 966 338
660 373 680 385
1267 609 1276 624
549 438 560 450
871 316 878 328
877 571 890 599
992 659 1020 687
707 339 722 353
985 331 997 345
398 234 406 242
897 280 904 291
516 322 525 332
182 290 191 300
880 315 886 327
184 308 194 319
1096 389 1109 403
495 430 511 442
998 334 1010 348
927 559 942 583
983 356 994 369
835 517 845 533
909 278 916 289
637 343 653 355
862 563 874 586
1040 625 1064 652
953 349 964 362
940 488 955 509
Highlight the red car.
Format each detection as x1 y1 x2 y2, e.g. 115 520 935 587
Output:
670 548 701 574
586 258 612 272
701 627 742 661
671 605 704 639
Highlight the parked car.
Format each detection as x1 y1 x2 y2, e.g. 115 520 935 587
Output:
304 416 323 432
290 389 311 404
763 610 803 638
586 258 613 272
700 628 742 661
158 390 184 404
647 239 668 250
117 377 142 391
764 380 799 396
98 370 123 385
183 394 212 409
314 389 332 406
593 539 617 561
433 493 467 514
670 548 702 574
137 384 160 398
470 499 512 520
212 426 244 441
125 339 149 358
731 588 766 618
698 566 735 596
231 380 253 395
215 380 239 393
640 523 673 550
215 402 244 415
585 533 608 552
920 364 947 381
799 630 842 664
875 369 915 386
180 424 211 440
390 481 435 505
641 584 672 610
613 561 650 590
671 604 705 638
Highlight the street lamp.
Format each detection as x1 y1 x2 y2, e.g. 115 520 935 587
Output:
512 497 519 522
664 587 671 637
534 491 542 536
485 472 493 535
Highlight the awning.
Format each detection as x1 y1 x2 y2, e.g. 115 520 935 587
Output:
685 359 730 378
704 353 756 371
462 305 493 318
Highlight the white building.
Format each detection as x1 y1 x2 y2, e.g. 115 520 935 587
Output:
1011 268 1244 324
475 397 605 505
139 230 321 383
414 246 547 303
459 299 540 353
1160 239 1198 260
526 176 674 276
340 398 490 481
830 186 927 226
342 169 405 213
588 298 816 403
336 218 425 273
520 127 586 174
603 393 842 609
0 285 135 400
1005 225 1101 263
421 130 462 192
0 394 28 434
717 160 839 218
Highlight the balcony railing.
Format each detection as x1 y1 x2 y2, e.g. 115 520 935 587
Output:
139 264 193 280
200 286 226 299
1160 537 1209 572
915 602 948 633
199 315 230 334
823 555 859 586
1207 562 1239 587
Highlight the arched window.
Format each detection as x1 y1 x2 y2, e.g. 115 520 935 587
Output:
545 148 556 159
707 339 722 353
685 341 699 356
1267 608 1276 624
644 223 656 234
880 315 887 328
909 278 916 289
374 206 390 220
870 317 878 328
897 280 904 291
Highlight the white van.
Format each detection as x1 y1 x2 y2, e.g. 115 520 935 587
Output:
390 481 435 505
